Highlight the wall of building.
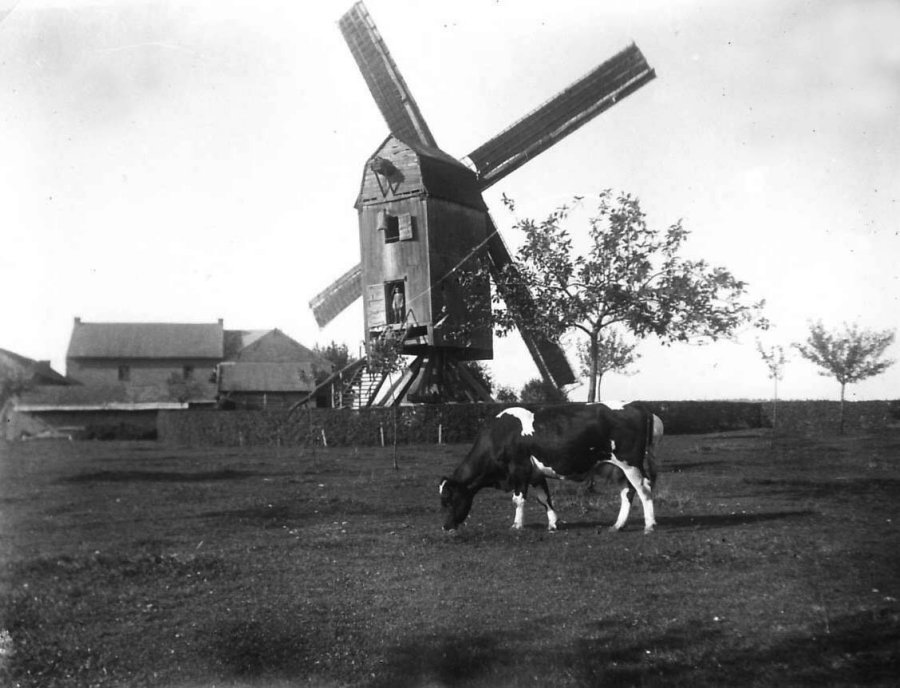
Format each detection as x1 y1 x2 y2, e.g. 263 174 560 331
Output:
425 197 492 358
67 358 217 397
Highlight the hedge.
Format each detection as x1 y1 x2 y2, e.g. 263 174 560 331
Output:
157 400 900 447
159 400 768 447
762 400 900 437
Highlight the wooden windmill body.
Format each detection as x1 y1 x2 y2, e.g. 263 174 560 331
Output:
309 2 656 406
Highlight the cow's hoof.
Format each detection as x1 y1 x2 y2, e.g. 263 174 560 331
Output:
605 525 623 534
643 525 655 534
547 526 558 533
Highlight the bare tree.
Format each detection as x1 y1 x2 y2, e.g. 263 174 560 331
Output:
794 321 895 434
756 340 787 432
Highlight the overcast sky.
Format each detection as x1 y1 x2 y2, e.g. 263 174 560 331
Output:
2 0 898 401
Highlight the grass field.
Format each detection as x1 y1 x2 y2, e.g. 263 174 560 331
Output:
1 430 898 687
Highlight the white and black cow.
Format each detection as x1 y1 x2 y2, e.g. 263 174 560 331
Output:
439 402 662 533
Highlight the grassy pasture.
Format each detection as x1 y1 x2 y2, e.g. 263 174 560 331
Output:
1 431 898 687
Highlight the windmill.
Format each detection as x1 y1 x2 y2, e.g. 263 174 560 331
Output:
309 2 655 406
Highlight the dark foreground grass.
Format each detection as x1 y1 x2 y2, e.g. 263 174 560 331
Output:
1 431 898 687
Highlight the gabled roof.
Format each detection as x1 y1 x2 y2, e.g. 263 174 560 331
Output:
67 320 224 359
0 347 73 386
227 329 332 370
218 362 317 393
223 330 269 360
356 134 487 212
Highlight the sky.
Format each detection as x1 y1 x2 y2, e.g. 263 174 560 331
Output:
1 0 898 402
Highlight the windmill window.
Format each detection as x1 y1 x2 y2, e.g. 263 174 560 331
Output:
118 365 130 382
383 214 400 243
377 211 415 244
183 365 194 380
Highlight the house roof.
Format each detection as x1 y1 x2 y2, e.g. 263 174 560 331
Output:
225 328 334 372
223 330 269 360
67 321 224 359
218 362 317 393
0 347 73 385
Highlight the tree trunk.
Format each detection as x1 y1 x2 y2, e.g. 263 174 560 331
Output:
596 372 604 402
839 382 846 436
586 335 600 403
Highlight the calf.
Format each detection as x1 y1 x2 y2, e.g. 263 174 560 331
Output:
439 403 661 533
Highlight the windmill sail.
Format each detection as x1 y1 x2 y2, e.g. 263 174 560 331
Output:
467 43 655 190
309 264 362 328
485 217 576 387
339 2 437 148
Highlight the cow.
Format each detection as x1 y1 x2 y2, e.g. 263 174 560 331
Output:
439 402 662 533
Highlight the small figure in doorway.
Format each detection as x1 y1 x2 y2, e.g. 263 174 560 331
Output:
391 286 405 325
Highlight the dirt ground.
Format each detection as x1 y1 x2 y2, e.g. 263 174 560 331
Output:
1 430 898 687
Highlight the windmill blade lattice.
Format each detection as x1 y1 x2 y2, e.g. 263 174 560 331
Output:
309 264 362 328
467 43 655 190
339 2 437 148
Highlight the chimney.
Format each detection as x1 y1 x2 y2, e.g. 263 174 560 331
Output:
74 316 81 325
217 318 224 327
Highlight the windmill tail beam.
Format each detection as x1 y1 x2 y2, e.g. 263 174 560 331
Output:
486 217 576 388
309 264 363 328
338 1 438 149
467 43 656 191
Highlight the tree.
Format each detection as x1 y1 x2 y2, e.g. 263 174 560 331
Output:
463 191 767 401
165 373 207 404
312 341 357 384
520 378 568 404
495 385 518 403
756 340 787 432
793 321 895 434
576 327 639 400
313 341 355 372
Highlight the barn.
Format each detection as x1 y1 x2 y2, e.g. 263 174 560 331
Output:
216 329 333 409
5 320 332 439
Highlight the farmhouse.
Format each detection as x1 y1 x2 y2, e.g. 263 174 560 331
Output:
67 317 223 399
4 319 332 439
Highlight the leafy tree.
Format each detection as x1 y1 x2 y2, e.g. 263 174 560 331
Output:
313 341 355 372
794 321 895 434
367 331 406 377
575 327 639 400
165 373 208 404
312 340 357 387
520 378 568 404
463 190 767 401
495 385 518 403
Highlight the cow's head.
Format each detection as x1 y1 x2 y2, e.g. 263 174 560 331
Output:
439 477 473 531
